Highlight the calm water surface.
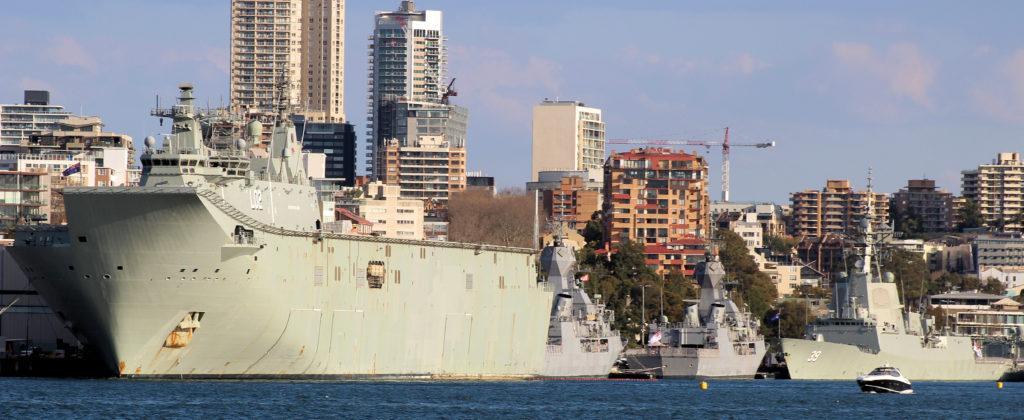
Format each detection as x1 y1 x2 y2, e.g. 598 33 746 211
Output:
0 378 1018 419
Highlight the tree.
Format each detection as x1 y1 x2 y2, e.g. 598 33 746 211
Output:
982 278 1007 295
763 300 816 340
718 229 778 323
764 234 798 256
447 190 536 248
581 211 604 246
879 248 933 309
958 199 983 230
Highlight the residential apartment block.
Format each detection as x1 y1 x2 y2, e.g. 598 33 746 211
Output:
890 179 955 233
0 171 51 227
367 1 447 178
0 91 72 150
229 0 345 122
603 147 709 246
789 179 888 237
376 100 468 205
541 175 601 231
361 182 425 239
531 100 604 181
381 136 466 205
962 152 1024 231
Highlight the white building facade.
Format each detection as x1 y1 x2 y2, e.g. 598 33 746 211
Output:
531 100 604 181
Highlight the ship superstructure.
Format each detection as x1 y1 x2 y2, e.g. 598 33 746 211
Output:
623 253 766 379
538 236 622 377
781 174 1012 380
9 83 554 378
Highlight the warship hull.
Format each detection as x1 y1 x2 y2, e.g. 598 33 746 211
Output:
782 337 1010 381
624 346 764 379
11 187 553 378
540 321 622 377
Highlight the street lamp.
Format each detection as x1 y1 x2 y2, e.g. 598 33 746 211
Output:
642 284 651 348
659 282 664 322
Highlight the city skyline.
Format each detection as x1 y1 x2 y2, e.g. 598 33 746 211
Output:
3 1 1024 202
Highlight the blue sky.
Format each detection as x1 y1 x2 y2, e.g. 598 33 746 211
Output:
3 1 1024 203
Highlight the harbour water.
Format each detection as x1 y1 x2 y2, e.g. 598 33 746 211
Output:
0 378 1018 418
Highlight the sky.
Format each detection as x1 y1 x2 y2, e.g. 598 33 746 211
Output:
3 1 1024 203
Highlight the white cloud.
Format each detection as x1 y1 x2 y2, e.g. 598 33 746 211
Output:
971 49 1024 124
50 36 97 72
832 41 938 109
618 46 767 77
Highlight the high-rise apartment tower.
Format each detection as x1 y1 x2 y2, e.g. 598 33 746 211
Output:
531 100 605 181
367 1 446 178
230 0 345 122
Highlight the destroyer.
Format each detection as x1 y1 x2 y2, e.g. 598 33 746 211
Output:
781 176 1012 381
623 252 766 379
538 236 622 377
9 83 554 378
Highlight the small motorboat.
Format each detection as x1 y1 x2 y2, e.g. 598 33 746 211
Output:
856 366 913 394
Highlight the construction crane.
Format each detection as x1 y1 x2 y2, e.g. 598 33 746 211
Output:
441 78 457 104
607 127 775 202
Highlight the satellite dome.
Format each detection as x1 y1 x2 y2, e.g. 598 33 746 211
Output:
144 136 156 148
246 119 263 141
235 138 247 150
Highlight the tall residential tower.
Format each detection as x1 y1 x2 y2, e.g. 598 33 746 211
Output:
230 0 345 122
367 1 447 178
531 100 605 181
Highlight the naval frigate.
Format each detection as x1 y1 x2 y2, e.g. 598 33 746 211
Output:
623 253 766 379
538 236 622 377
9 83 554 378
781 179 1012 381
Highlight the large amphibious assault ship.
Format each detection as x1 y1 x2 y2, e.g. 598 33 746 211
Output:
9 83 555 378
781 185 1012 381
538 237 622 377
623 254 766 379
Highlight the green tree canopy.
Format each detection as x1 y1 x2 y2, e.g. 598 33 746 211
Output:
879 247 935 309
718 229 778 324
763 300 816 341
764 234 799 256
958 198 983 230
982 278 1007 295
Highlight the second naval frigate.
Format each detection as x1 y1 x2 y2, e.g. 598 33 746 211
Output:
538 237 622 377
623 253 766 379
781 178 1012 381
9 83 555 378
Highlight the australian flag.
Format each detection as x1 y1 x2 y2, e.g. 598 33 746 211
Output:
62 162 81 176
770 310 781 322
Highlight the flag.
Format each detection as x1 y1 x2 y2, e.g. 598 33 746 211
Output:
648 330 663 346
973 341 983 358
580 274 589 282
770 310 781 322
62 162 81 177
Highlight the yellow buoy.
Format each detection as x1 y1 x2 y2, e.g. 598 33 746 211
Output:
700 381 708 390
998 382 1004 389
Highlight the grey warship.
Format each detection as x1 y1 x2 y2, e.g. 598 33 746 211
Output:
538 237 622 377
8 83 554 378
781 179 1012 381
623 253 766 379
